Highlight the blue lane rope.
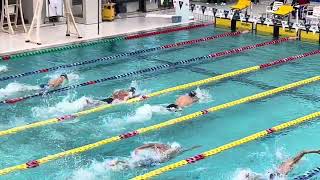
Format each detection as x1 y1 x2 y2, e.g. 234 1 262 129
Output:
0 32 240 82
294 167 320 180
1 37 290 104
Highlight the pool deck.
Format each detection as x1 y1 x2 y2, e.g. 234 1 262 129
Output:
0 11 194 56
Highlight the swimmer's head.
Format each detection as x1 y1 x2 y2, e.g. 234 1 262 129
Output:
60 73 68 80
166 104 179 111
129 87 136 94
188 91 197 97
102 97 114 104
170 142 182 152
235 169 264 180
268 172 280 180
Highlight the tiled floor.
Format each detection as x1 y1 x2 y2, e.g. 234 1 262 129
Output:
0 9 189 56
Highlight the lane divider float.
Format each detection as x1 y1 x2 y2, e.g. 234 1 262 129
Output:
0 48 318 137
133 111 320 180
294 166 320 180
1 37 291 105
0 76 318 176
0 31 242 82
0 23 211 61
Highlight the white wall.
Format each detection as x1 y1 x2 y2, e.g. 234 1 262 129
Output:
74 0 102 24
22 0 46 24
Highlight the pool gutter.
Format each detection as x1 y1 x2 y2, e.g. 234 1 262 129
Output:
0 21 203 59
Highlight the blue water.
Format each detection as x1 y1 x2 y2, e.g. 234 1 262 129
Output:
0 25 319 180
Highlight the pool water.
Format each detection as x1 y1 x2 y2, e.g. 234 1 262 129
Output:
0 25 320 180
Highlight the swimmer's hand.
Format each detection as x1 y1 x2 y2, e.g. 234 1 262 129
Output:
303 150 320 154
181 145 201 153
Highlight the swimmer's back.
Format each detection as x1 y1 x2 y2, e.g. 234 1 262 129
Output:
176 95 195 107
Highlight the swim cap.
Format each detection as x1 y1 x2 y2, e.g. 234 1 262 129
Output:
60 73 68 80
188 91 197 97
129 87 136 93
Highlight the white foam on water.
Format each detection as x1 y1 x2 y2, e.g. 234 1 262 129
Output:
71 160 113 180
0 65 8 73
72 142 182 179
129 80 150 96
32 96 92 118
0 82 40 99
105 104 169 131
275 147 288 162
233 168 264 180
233 168 287 180
195 87 213 103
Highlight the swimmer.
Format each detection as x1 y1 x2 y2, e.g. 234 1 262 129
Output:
166 91 199 111
242 150 320 180
108 143 200 169
101 87 138 104
40 73 68 89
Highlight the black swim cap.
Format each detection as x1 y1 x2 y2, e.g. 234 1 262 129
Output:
188 91 197 97
60 73 68 80
129 87 136 93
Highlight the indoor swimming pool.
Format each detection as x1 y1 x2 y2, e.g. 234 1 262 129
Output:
0 24 320 180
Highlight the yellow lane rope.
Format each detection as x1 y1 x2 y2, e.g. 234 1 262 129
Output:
0 76 318 176
133 111 320 180
0 66 261 137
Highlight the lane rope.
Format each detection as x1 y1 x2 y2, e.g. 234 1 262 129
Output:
0 23 211 61
0 48 318 137
0 31 242 82
294 167 320 180
133 112 320 180
0 76 318 176
1 37 291 105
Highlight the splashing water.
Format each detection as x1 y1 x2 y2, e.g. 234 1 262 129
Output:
70 142 182 179
71 160 113 180
105 104 169 130
32 96 92 118
195 87 213 103
129 80 150 96
0 65 8 73
275 147 288 162
114 141 181 168
0 82 40 99
233 168 265 180
233 168 287 180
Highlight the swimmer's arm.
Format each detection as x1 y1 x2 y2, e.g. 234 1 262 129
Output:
291 151 317 164
180 145 201 154
193 97 200 103
290 150 320 164
135 143 158 151
129 94 141 99
279 150 320 173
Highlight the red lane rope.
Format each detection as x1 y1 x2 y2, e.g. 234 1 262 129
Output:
1 23 212 61
260 49 320 68
0 31 240 82
124 23 211 40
